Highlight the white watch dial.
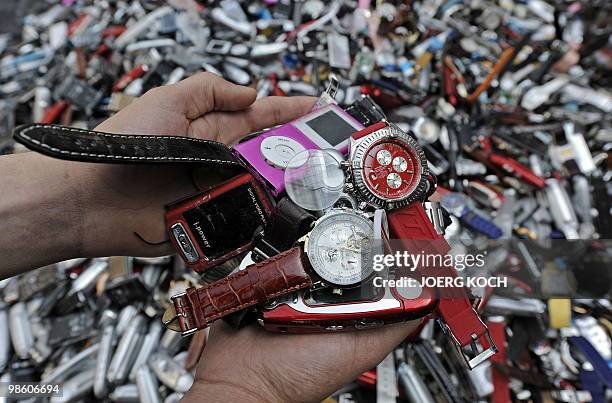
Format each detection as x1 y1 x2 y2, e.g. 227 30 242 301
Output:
306 211 374 286
386 173 402 189
392 156 407 173
376 149 392 166
261 136 306 168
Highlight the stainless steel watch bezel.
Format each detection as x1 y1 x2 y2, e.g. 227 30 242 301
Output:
303 209 375 287
350 124 429 209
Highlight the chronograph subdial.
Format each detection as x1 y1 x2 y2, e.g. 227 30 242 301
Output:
386 173 402 189
321 247 339 263
376 150 392 166
392 156 408 173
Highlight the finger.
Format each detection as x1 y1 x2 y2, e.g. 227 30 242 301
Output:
242 96 317 133
159 72 257 119
242 97 317 131
190 96 316 144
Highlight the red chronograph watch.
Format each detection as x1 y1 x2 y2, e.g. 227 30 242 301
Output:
348 121 432 210
347 121 498 369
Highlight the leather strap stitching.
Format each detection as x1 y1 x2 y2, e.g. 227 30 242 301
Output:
16 125 241 165
20 124 224 143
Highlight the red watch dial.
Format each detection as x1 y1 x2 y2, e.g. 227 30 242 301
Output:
362 139 421 200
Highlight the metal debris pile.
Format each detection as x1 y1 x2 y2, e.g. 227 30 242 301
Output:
1 257 204 403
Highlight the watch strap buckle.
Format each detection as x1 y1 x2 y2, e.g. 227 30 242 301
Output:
438 317 498 370
163 292 199 337
465 332 498 369
251 230 280 262
437 296 498 370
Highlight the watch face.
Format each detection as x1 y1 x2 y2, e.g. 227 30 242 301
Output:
305 211 374 286
362 139 421 200
351 125 429 209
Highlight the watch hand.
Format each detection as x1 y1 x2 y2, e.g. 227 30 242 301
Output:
338 246 362 253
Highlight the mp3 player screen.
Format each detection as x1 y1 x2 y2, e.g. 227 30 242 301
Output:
305 110 357 147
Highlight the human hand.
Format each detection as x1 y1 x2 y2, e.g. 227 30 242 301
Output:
1 72 314 276
88 73 418 403
183 320 421 403
80 73 314 258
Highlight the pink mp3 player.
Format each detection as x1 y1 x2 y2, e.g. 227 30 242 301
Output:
233 104 364 196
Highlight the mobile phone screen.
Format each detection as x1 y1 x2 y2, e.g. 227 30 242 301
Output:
183 183 267 259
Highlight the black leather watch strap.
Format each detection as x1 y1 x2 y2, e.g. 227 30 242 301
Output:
252 198 316 261
345 95 387 127
13 124 244 169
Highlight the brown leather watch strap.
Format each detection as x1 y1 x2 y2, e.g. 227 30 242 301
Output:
171 247 312 333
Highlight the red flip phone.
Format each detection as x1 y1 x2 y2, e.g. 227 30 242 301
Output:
165 173 273 272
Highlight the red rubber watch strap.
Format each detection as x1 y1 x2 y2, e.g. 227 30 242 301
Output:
351 121 387 140
388 203 497 367
172 247 312 331
388 202 445 242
